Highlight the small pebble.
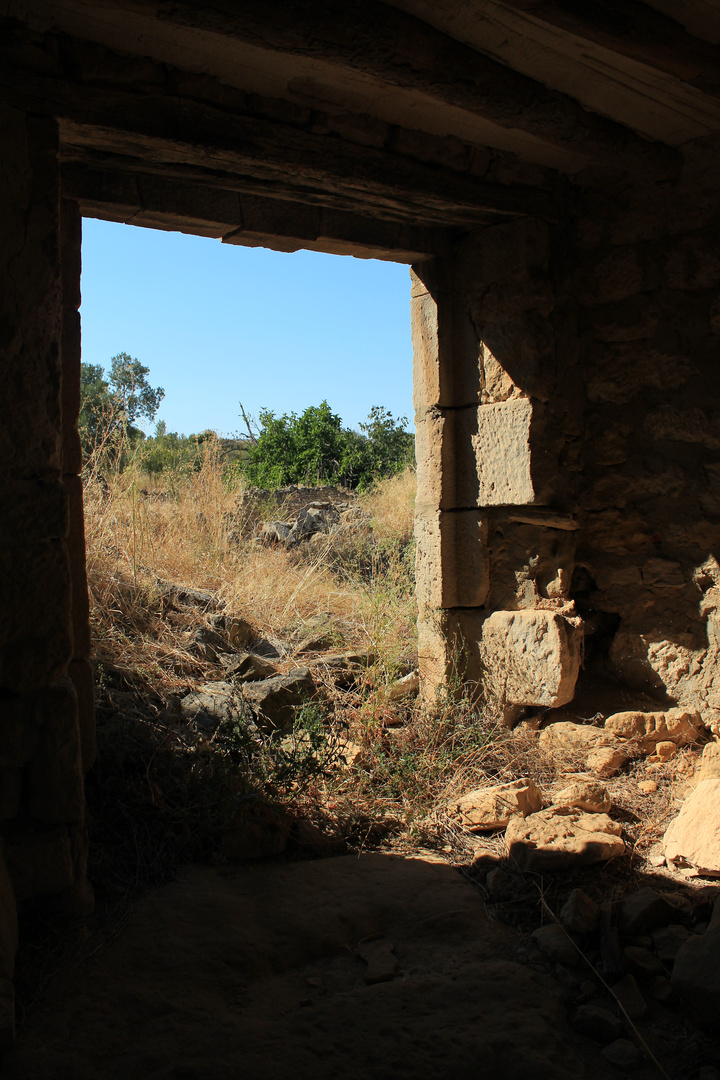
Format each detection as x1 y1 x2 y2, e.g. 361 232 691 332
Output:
638 780 658 794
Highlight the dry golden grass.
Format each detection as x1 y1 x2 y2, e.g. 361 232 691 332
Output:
84 446 418 694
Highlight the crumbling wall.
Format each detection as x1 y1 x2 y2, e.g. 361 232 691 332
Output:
570 157 720 730
0 106 92 1013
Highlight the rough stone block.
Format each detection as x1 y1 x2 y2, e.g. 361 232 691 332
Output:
28 679 85 825
664 780 720 875
68 658 97 770
0 541 73 694
0 846 18 981
478 610 582 708
0 691 40 767
604 708 703 751
414 506 489 609
450 778 542 832
506 808 624 871
61 198 83 477
473 398 534 506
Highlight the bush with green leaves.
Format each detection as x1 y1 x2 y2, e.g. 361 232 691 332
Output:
242 400 414 490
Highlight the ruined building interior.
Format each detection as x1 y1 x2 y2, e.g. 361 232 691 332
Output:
2 0 720 1063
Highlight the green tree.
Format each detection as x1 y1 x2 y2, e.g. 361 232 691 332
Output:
79 353 164 465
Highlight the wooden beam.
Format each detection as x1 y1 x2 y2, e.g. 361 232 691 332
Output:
61 162 455 260
499 0 720 94
0 27 561 227
135 0 680 173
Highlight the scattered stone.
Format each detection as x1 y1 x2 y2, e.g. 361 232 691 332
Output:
552 779 611 814
651 924 690 963
612 973 648 1020
386 670 420 701
648 739 677 764
311 651 375 686
241 669 315 731
180 681 246 733
696 741 720 782
577 979 597 1003
188 625 229 662
452 778 543 832
222 652 278 681
340 741 368 768
649 852 666 867
479 609 583 711
604 707 703 751
572 1004 623 1042
637 780 658 794
505 808 624 872
650 975 673 1002
293 818 346 856
357 940 399 985
228 618 254 649
531 924 578 966
618 889 676 937
486 867 515 900
664 780 720 875
587 745 630 778
560 889 600 934
219 815 290 860
539 723 628 776
623 945 664 979
671 925 720 1028
601 1038 642 1070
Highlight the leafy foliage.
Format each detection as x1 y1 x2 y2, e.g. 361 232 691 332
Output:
242 400 414 490
80 352 165 464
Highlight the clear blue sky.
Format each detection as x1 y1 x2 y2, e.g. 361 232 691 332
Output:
80 218 414 438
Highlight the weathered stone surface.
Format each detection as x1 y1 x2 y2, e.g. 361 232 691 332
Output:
451 778 542 832
358 939 400 985
531 923 578 966
612 973 648 1019
664 780 720 875
0 472 67 547
0 848 18 981
586 744 630 778
505 808 624 871
552 780 611 814
671 926 720 1029
180 682 246 733
62 474 91 659
537 721 621 764
694 741 720 782
311 652 374 685
473 398 534 506
414 507 489 609
623 945 664 979
560 889 600 934
222 652 278 682
28 679 84 824
241 669 315 731
479 610 582 709
650 924 690 963
618 889 676 937
601 1039 642 1070
604 708 703 751
572 1004 623 1042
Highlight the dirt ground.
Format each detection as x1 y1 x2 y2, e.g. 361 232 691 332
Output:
4 852 713 1080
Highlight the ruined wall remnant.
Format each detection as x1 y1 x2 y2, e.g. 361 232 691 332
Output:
413 218 584 719
0 106 93 1007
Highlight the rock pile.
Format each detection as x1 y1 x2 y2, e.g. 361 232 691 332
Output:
225 484 370 548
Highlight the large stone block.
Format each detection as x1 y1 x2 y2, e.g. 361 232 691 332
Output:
473 398 534 505
28 679 85 825
414 507 489 609
61 198 83 476
0 691 40 768
0 541 73 694
478 610 583 709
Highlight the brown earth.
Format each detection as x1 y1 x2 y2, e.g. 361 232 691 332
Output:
3 853 712 1080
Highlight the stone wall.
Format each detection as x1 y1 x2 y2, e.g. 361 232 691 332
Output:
414 170 720 731
570 156 720 731
0 106 92 1020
